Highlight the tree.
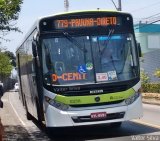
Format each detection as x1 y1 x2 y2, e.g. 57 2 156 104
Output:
0 0 23 42
4 50 16 67
0 52 12 80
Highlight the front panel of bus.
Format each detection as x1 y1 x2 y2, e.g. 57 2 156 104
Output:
38 11 143 127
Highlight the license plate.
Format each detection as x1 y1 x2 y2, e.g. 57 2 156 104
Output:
91 112 107 119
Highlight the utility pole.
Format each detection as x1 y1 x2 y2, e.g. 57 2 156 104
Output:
118 0 122 11
64 0 69 12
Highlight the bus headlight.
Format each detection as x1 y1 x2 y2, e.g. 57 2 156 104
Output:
45 96 69 111
125 93 140 105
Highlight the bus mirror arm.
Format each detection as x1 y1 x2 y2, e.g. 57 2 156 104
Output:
32 41 40 68
32 41 37 57
36 56 40 68
137 42 142 57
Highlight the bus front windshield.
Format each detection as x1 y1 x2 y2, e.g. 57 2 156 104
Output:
42 33 138 86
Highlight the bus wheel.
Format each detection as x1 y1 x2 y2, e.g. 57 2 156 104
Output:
36 99 43 124
46 127 60 136
24 98 32 120
46 127 52 135
110 122 122 128
26 110 32 120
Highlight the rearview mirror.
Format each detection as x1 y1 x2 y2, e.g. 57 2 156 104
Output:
137 42 142 57
32 41 37 57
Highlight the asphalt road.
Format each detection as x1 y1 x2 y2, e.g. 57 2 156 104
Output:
0 91 160 141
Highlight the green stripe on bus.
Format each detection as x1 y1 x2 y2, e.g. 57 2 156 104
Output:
55 88 135 105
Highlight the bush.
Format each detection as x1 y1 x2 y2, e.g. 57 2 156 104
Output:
140 70 150 85
154 68 160 78
142 83 160 93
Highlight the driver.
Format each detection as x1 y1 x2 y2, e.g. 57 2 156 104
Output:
101 47 114 72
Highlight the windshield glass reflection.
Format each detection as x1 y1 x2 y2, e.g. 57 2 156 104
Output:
42 34 138 85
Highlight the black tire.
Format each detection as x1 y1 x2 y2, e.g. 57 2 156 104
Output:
26 110 32 120
110 122 122 128
36 99 42 123
46 127 60 137
46 127 52 136
24 96 32 120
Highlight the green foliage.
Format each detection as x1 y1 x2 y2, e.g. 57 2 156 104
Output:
4 51 16 67
0 0 23 41
142 83 160 93
0 52 12 77
4 51 15 59
140 70 160 93
154 68 160 78
140 70 150 84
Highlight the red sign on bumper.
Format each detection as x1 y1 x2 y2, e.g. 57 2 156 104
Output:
91 112 107 120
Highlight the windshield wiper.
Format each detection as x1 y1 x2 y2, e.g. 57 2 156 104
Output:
63 32 87 52
101 29 115 55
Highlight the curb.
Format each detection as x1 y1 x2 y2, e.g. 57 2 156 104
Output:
142 98 160 106
142 101 160 106
142 93 160 106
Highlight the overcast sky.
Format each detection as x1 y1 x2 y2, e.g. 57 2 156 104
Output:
3 0 160 53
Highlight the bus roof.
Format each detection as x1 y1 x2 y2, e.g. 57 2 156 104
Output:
38 10 130 21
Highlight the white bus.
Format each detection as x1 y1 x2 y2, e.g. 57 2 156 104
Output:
16 10 143 130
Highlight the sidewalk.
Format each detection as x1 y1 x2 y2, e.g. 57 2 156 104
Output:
142 93 160 106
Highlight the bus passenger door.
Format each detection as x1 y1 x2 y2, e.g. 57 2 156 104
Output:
26 39 40 119
31 40 44 121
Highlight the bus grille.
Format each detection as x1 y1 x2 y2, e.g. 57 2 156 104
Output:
63 84 128 96
70 100 124 108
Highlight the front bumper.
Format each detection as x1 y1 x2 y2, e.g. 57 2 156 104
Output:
44 95 143 127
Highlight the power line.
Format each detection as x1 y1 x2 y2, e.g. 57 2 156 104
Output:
110 0 122 11
130 0 160 13
144 12 160 20
134 19 160 30
111 0 118 10
134 12 160 25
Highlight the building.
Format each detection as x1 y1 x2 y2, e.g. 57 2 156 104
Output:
135 23 160 82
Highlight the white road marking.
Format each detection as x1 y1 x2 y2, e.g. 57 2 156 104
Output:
133 119 160 129
9 93 26 126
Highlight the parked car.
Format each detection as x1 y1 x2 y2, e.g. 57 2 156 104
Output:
14 83 19 92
